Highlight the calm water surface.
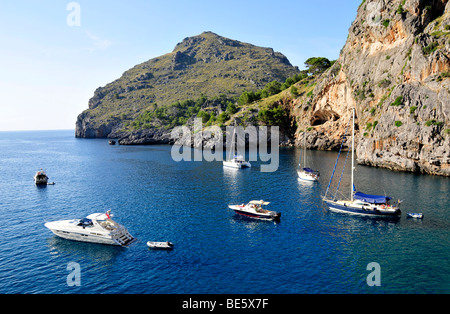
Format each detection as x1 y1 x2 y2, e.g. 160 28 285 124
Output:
0 130 448 293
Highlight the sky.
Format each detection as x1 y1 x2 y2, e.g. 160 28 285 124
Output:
0 0 361 131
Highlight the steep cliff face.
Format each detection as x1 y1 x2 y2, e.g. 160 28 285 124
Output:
296 0 449 176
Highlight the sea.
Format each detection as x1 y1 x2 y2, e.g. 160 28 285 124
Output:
0 129 448 294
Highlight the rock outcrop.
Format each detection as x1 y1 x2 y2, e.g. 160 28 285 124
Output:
294 0 449 176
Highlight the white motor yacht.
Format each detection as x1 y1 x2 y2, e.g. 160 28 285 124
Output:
229 200 281 221
34 169 49 185
45 210 136 246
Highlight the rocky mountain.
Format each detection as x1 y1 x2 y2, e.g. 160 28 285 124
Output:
293 0 449 176
75 31 300 138
75 0 450 176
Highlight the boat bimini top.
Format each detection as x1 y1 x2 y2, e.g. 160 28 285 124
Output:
249 200 270 206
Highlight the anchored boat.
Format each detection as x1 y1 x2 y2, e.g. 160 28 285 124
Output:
147 241 174 249
45 210 136 246
34 169 49 185
229 200 281 221
298 167 320 182
407 213 423 219
223 155 251 169
223 122 251 169
322 109 401 218
297 134 319 182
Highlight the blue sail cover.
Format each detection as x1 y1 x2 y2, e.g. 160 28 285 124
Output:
354 192 391 204
303 168 318 173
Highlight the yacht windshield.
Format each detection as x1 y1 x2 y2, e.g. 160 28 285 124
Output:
78 218 93 227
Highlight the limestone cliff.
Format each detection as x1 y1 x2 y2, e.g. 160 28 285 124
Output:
295 0 449 176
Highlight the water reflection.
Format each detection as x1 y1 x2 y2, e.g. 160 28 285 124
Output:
231 214 281 227
46 237 125 264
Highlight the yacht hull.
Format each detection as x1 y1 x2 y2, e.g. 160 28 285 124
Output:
44 217 136 246
46 227 118 245
297 172 318 182
223 161 251 169
324 200 401 217
34 175 48 185
229 206 280 221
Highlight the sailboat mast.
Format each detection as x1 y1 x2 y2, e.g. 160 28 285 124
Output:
303 134 306 167
351 108 355 201
229 120 237 160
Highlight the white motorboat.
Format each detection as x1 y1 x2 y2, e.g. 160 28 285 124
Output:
45 210 136 246
147 241 174 249
229 200 281 221
407 213 423 219
34 169 49 185
223 155 251 169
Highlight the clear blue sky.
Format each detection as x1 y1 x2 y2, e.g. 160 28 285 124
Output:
0 0 361 131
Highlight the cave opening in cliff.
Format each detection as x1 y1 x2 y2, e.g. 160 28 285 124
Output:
310 109 340 126
420 0 447 25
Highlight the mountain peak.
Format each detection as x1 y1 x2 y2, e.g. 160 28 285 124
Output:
76 32 300 138
173 31 243 55
172 31 293 68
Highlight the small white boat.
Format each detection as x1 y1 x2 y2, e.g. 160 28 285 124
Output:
45 210 136 246
223 155 251 169
229 200 281 221
407 213 423 219
223 122 251 169
34 169 49 185
147 241 174 249
297 135 319 182
297 168 320 182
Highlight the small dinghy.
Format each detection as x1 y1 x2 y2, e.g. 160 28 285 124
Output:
147 241 174 249
407 213 423 219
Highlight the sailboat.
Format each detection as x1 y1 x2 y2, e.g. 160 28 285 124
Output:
223 121 251 169
297 134 319 181
322 109 401 217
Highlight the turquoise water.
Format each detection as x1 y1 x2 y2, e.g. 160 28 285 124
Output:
0 130 448 293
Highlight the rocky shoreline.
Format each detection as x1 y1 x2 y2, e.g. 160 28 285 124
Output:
105 124 450 177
